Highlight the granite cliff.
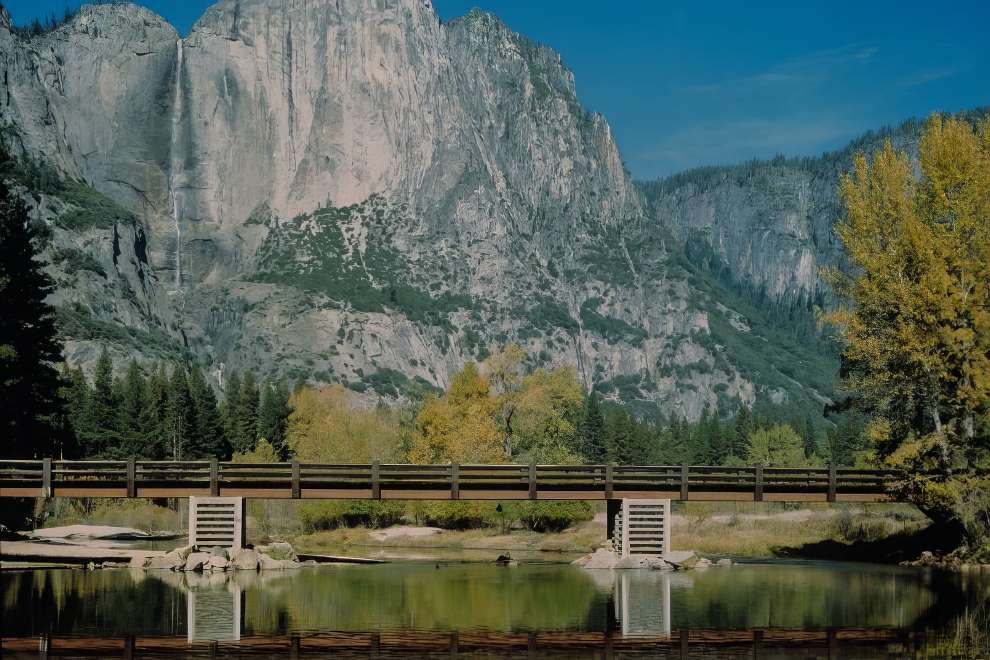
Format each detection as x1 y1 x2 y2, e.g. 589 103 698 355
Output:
2 1 950 421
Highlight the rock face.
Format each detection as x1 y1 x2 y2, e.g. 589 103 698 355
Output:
0 1 957 418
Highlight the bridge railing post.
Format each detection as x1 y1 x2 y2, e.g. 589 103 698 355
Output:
371 461 381 499
827 462 837 503
126 457 136 498
291 461 301 499
210 458 219 496
450 463 459 500
755 465 764 502
680 464 689 500
528 463 537 500
42 457 52 499
604 464 613 500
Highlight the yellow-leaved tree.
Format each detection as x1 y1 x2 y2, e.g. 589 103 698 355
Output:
287 385 406 463
827 113 990 550
408 363 507 464
483 345 584 463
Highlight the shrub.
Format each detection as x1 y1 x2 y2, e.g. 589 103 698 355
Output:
410 501 498 530
514 501 593 533
299 500 405 531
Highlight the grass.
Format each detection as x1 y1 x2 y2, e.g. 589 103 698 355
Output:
290 519 605 556
42 498 183 534
670 502 929 557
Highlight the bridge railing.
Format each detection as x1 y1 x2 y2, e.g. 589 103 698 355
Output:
0 459 901 500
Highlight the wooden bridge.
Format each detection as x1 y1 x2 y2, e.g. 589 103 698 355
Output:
0 460 896 502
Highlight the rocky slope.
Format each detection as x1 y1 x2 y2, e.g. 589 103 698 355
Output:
2 1 955 422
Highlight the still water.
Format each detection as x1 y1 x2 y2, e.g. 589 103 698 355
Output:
2 560 988 658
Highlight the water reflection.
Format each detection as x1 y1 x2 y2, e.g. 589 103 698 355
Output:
2 561 987 657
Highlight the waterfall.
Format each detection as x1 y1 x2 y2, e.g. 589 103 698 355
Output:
168 39 184 293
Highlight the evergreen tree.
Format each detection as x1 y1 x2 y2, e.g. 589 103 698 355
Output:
728 402 754 460
257 380 291 458
84 347 117 456
163 365 193 460
221 370 242 449
233 370 260 454
115 360 146 458
796 415 819 458
0 160 68 458
577 393 607 463
63 365 91 454
139 364 169 459
188 365 228 459
605 406 635 464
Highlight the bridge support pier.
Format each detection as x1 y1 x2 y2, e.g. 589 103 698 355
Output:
189 497 245 549
611 499 671 557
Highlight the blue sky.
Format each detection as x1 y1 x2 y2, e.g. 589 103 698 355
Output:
6 1 988 179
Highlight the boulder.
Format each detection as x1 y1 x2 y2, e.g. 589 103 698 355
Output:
183 552 211 572
208 546 229 559
229 548 260 571
207 556 229 571
615 554 665 569
163 547 191 567
146 555 179 571
663 551 699 570
716 558 733 567
577 548 619 570
695 557 712 569
258 553 283 570
130 555 151 569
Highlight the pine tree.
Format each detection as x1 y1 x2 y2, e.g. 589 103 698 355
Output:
729 402 753 460
115 360 146 458
577 393 607 463
188 365 228 459
163 365 192 460
605 407 635 465
221 369 242 449
85 347 117 456
139 364 169 459
0 160 68 458
257 380 291 458
63 365 91 454
233 370 260 454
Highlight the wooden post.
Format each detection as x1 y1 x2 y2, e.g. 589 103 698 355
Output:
528 463 537 500
126 457 136 498
290 635 301 660
450 463 459 500
371 461 381 500
604 464 614 500
210 458 219 497
680 464 689 500
679 629 689 659
291 461 301 499
41 458 52 499
827 463 837 503
755 465 764 502
449 630 458 658
753 629 764 658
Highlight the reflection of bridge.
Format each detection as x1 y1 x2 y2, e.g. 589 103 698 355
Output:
1 460 895 502
0 629 926 658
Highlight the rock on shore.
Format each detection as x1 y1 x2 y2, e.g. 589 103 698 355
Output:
134 543 302 572
572 548 722 571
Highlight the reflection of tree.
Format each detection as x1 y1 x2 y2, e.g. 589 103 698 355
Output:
240 565 605 634
665 564 940 629
0 570 186 636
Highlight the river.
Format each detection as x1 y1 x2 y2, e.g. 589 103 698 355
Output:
2 560 987 658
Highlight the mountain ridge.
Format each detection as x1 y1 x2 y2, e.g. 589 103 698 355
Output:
2 0 974 424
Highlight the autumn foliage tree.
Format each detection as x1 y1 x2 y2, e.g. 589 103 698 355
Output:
827 113 990 548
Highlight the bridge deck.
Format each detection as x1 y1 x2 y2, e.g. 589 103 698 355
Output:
0 460 896 502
